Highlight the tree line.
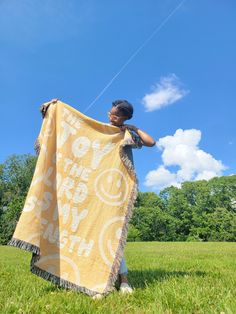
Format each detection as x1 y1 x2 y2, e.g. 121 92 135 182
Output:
0 154 235 244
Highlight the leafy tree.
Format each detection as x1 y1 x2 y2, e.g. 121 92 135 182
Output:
159 187 193 240
207 207 236 241
135 192 165 209
0 196 25 244
209 176 236 211
127 225 141 242
130 206 177 241
0 154 37 202
0 154 37 244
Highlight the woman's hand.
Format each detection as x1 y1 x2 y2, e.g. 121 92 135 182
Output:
120 124 138 133
120 124 156 147
40 98 59 118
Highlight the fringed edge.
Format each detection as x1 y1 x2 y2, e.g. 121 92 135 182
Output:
8 240 112 297
103 139 139 294
30 253 114 297
8 237 40 255
34 138 41 156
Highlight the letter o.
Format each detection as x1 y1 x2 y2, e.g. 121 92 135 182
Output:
72 137 90 158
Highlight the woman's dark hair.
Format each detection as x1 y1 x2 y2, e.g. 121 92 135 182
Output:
112 99 133 119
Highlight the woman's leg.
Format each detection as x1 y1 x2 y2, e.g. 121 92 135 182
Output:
118 257 133 293
119 257 129 283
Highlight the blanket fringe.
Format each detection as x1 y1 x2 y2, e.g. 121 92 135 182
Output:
34 138 41 156
30 254 114 297
8 238 40 255
8 242 114 297
104 140 138 294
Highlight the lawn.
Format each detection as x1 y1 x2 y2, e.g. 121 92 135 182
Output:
0 242 235 314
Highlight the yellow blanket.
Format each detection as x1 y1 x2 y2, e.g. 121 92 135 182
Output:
8 101 137 296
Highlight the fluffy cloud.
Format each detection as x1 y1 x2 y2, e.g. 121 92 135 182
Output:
141 74 189 112
145 129 227 191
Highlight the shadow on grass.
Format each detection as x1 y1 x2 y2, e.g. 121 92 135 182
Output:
41 269 206 294
129 268 206 288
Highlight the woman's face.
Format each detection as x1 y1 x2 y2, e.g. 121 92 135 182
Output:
108 107 128 126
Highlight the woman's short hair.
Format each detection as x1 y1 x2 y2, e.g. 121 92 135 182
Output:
112 99 133 119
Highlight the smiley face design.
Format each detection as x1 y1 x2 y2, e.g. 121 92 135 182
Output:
99 216 125 267
94 168 129 206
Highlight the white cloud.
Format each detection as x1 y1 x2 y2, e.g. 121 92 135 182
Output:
145 166 180 189
145 129 227 191
141 74 189 112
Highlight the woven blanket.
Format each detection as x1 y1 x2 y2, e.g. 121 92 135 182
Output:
8 101 137 296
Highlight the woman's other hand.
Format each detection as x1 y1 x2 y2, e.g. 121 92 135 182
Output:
120 124 156 147
120 124 138 133
40 98 59 118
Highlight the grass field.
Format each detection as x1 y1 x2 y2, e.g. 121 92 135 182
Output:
0 242 235 314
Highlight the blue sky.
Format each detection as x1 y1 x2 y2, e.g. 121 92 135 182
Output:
0 0 235 192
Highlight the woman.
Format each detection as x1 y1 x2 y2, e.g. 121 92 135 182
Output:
107 99 155 295
40 98 156 297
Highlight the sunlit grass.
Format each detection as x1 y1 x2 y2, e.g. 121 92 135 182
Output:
0 242 235 313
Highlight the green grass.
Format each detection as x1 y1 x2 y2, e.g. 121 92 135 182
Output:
0 242 235 314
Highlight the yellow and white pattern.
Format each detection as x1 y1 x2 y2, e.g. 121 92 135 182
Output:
9 101 137 296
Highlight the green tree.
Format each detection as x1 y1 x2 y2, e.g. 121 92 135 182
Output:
207 207 236 241
135 192 165 209
130 206 177 241
0 196 25 244
0 154 37 244
127 225 141 242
